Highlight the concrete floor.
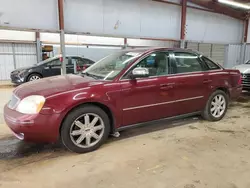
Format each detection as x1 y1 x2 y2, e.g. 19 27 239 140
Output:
1 88 250 188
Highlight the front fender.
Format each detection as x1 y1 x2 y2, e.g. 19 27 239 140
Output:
40 87 122 129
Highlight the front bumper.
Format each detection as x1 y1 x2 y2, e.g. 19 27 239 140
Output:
4 105 61 143
241 73 250 90
10 73 26 84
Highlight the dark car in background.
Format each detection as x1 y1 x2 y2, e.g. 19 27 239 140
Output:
10 55 95 84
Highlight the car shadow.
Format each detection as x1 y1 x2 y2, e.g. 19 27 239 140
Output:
0 116 200 160
0 137 67 160
1 91 249 159
109 115 200 142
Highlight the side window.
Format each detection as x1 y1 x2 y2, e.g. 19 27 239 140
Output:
172 52 203 74
83 58 95 65
47 59 61 67
133 52 170 77
47 58 69 66
72 58 85 66
202 56 221 70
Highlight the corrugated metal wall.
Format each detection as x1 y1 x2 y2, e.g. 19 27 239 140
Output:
14 44 37 68
0 43 14 80
244 45 250 63
0 42 37 80
225 44 242 68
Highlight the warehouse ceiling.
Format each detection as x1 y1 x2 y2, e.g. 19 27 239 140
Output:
187 0 250 20
155 0 249 19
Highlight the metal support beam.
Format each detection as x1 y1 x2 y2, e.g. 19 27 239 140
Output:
123 38 128 49
180 0 187 48
11 43 16 69
58 0 66 75
244 19 249 43
60 30 66 75
35 32 42 63
240 43 246 64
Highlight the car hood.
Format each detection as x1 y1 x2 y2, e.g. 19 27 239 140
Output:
14 74 106 99
234 64 250 74
12 65 38 73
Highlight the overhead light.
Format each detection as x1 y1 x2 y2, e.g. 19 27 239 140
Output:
218 0 250 10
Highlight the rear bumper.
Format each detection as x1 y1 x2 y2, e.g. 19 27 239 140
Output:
4 105 61 143
229 86 242 100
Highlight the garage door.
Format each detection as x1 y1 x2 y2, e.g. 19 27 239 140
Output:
187 42 198 51
211 44 225 66
199 43 212 58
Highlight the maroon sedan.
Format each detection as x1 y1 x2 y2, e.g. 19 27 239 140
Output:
4 48 242 153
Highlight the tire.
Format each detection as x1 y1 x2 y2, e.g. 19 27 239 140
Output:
27 73 42 82
202 90 229 121
60 105 110 153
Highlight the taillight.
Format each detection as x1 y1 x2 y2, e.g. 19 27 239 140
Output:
238 74 242 85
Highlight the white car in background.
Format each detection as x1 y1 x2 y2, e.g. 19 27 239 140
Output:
234 60 250 90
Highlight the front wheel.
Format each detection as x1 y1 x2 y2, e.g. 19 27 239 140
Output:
27 73 42 82
202 90 229 121
60 105 110 153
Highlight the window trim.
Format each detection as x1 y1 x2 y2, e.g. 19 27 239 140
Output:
120 51 171 80
170 51 207 74
118 50 224 81
201 56 222 70
46 58 61 67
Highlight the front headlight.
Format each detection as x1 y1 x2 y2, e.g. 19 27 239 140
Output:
16 95 46 114
18 70 26 74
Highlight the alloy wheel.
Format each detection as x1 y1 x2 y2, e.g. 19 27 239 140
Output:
210 94 226 118
70 113 105 148
29 75 41 81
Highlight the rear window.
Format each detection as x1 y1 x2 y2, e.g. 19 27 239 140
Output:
202 57 221 70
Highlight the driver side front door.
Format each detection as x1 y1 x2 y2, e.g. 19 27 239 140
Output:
43 58 70 77
120 51 174 126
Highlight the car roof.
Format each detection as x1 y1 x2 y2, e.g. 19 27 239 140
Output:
121 47 199 55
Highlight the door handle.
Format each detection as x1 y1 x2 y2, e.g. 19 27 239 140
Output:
203 79 212 84
160 83 175 90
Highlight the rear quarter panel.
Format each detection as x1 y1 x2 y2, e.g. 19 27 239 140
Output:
208 69 241 99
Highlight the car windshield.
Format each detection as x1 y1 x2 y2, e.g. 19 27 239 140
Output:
82 51 142 80
37 56 59 65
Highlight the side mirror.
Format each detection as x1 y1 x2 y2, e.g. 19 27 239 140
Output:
130 67 149 79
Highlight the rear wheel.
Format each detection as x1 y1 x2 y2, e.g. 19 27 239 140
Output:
27 73 42 82
202 90 229 121
61 105 110 153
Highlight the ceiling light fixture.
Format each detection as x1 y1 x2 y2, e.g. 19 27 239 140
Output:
218 0 250 10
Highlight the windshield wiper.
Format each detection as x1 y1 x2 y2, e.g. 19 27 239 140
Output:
82 72 101 80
